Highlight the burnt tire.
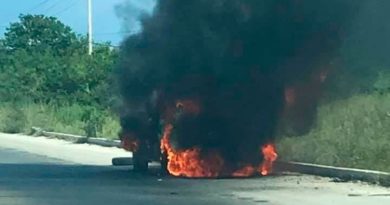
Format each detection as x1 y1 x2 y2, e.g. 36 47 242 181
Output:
112 157 133 166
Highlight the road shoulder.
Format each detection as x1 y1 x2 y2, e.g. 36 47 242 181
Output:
0 133 130 165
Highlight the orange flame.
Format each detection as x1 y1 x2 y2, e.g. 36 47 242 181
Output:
160 124 224 177
160 124 277 178
232 165 256 177
232 144 278 177
259 144 278 176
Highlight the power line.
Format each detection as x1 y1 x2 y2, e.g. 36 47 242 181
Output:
94 32 129 36
0 0 50 28
94 31 134 36
53 0 80 16
41 0 62 15
25 0 50 14
93 42 120 48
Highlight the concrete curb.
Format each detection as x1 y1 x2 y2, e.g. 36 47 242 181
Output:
30 127 121 148
87 137 121 147
275 161 390 187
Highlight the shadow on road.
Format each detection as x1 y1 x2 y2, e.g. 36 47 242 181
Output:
0 163 244 205
0 163 163 181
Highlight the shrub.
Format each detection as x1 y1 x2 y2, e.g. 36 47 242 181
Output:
2 106 27 133
277 93 390 172
81 107 104 138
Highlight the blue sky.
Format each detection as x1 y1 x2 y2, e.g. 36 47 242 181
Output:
0 0 155 46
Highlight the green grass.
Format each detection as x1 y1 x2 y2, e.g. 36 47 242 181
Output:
277 92 390 172
0 103 120 140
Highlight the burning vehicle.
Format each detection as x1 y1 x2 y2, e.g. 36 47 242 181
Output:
116 0 357 178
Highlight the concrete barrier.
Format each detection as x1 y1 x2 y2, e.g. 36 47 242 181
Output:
87 137 121 147
31 127 120 147
275 161 390 187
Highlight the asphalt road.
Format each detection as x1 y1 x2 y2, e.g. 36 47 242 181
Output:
0 134 389 205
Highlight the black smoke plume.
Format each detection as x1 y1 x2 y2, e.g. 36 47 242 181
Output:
116 0 359 169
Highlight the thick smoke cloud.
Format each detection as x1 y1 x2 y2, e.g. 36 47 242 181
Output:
116 0 359 167
328 1 390 97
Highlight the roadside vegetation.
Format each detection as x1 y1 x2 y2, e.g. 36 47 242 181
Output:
277 82 390 172
0 14 120 139
0 103 120 139
276 13 390 172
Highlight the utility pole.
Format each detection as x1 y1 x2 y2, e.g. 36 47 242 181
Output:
88 0 93 55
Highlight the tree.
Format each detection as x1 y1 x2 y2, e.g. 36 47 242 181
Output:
3 14 80 55
0 14 117 106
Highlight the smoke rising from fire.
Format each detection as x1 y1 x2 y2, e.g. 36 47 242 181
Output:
116 0 359 175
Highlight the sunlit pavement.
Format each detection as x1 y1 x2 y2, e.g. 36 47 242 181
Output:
0 134 390 205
